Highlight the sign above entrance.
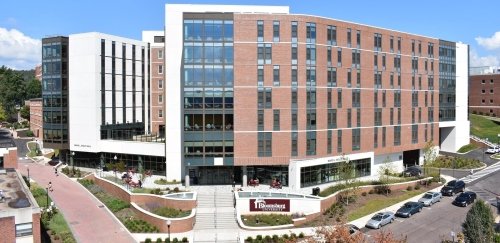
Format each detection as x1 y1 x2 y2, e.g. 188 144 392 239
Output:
250 198 290 212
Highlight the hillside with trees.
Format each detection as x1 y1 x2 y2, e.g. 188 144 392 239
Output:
0 66 41 122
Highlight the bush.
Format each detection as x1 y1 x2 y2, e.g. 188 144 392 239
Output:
78 179 94 188
145 239 152 243
245 236 253 242
415 184 421 190
299 232 305 238
290 233 297 239
172 238 179 243
106 198 130 212
282 234 289 239
150 188 162 195
181 237 188 242
256 235 263 240
361 192 367 196
368 189 374 194
272 235 279 241
173 187 180 193
407 186 413 191
165 238 170 243
152 207 191 218
374 185 391 195
264 235 272 241
156 238 163 243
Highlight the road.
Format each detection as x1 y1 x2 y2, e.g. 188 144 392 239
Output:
363 195 468 242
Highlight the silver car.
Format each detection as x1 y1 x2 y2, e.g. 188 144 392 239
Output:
365 212 395 229
418 192 442 206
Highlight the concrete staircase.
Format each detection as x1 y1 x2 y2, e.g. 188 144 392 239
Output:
194 187 239 232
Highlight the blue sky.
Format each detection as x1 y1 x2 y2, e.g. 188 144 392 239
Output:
1 0 500 69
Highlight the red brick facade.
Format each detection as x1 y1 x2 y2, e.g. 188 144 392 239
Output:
2 148 18 169
150 46 165 135
469 74 500 117
0 216 16 243
29 98 43 140
233 14 439 166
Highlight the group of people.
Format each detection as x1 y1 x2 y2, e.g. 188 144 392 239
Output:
270 178 282 189
121 169 142 188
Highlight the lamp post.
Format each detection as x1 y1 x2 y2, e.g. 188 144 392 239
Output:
167 219 171 240
26 165 30 188
46 181 52 207
483 138 489 166
114 155 118 181
71 151 75 172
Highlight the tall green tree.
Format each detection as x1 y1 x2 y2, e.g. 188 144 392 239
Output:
19 105 30 121
0 66 40 121
462 199 495 243
0 103 7 122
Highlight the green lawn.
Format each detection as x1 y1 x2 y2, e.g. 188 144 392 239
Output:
26 141 39 158
347 190 426 221
470 114 500 143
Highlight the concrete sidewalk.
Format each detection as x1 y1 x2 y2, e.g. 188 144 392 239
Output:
18 161 135 243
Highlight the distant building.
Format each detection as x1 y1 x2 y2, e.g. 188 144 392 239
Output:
29 98 43 140
469 73 500 117
0 129 17 169
34 64 42 81
470 66 500 75
0 169 41 243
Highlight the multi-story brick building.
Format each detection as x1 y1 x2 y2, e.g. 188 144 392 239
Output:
34 64 42 81
469 73 500 117
143 31 165 137
47 4 469 189
29 98 43 140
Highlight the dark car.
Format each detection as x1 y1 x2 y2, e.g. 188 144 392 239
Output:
440 180 465 196
403 166 422 177
396 202 424 218
452 191 477 207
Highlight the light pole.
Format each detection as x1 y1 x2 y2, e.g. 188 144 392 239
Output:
25 165 30 188
46 181 52 207
114 155 118 181
71 151 75 172
167 219 171 240
483 138 489 166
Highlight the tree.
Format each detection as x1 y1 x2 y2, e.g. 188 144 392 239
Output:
462 199 495 243
338 155 357 205
0 103 6 122
19 105 30 121
310 221 407 243
378 156 396 196
423 140 437 166
372 230 408 243
24 79 41 99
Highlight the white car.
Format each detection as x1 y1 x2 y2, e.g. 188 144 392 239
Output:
485 146 500 154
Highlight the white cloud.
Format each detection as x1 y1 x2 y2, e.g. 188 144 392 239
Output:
469 49 499 67
476 31 500 50
0 27 41 70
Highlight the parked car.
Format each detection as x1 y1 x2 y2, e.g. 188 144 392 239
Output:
452 191 477 207
365 212 395 229
485 146 500 154
440 180 465 196
403 166 422 177
418 192 442 206
396 202 424 218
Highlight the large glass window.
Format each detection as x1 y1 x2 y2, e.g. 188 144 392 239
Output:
300 158 371 187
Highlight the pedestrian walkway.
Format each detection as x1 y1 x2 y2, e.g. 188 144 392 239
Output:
18 161 135 243
461 161 500 184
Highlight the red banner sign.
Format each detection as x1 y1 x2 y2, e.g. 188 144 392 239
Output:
249 198 290 212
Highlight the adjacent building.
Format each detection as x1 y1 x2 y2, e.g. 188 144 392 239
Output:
0 169 41 243
469 73 500 117
34 64 42 81
42 4 470 189
29 98 43 140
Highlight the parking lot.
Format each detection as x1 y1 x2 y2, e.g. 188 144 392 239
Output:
362 193 469 242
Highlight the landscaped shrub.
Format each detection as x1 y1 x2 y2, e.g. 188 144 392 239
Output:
165 238 170 243
145 238 152 243
173 187 180 193
282 234 289 239
415 184 421 190
264 235 271 241
106 198 130 212
241 214 293 227
361 192 367 196
299 232 305 238
150 188 162 195
172 238 179 243
374 185 391 195
368 189 374 194
156 237 163 243
245 236 253 242
324 202 345 219
123 219 159 233
181 237 188 242
256 235 263 240
152 207 191 218
290 233 297 239
407 185 413 191
272 235 279 241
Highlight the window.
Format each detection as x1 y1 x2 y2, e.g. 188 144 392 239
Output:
306 22 316 43
265 88 272 108
337 89 342 108
307 111 316 129
306 131 316 155
291 44 298 64
347 28 352 47
418 41 422 55
351 49 361 68
374 90 378 107
347 68 352 87
482 99 486 104
390 36 394 53
394 55 401 71
291 88 298 108
482 79 486 84
398 108 401 124
397 37 401 53
328 89 332 108
419 107 422 123
375 108 382 126
327 47 332 65
291 21 298 42
356 30 361 48
382 90 386 107
425 124 428 142
482 89 486 94
412 57 419 72
257 20 264 42
428 75 434 90
491 79 494 84
337 48 342 67
394 90 401 107
306 45 316 65
390 108 394 125
394 126 401 146
382 54 386 70
425 92 428 107
159 109 163 118
357 108 361 127
257 43 272 64
352 128 361 150
291 109 298 130
374 33 382 51
418 75 422 90
412 39 415 55
428 107 434 122
306 67 316 86
158 79 163 89
257 65 264 86
412 124 418 144
273 109 280 131
327 25 337 45
352 89 361 107
337 130 342 152
258 132 272 157
327 67 337 87
273 65 280 86
347 109 352 128
258 110 264 130
412 108 415 123
398 73 401 88
158 49 164 59
374 127 378 148
431 123 434 140
291 66 298 86
291 132 298 156
374 71 382 89
390 72 394 88
158 94 163 103
327 130 333 154
374 53 378 69
328 109 337 128
15 223 33 237
158 65 163 74
273 21 280 42
428 42 434 57
382 127 386 147
490 99 494 104
412 91 418 107
490 89 494 94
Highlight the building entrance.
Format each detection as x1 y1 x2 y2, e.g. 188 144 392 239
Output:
197 166 240 185
403 149 420 167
